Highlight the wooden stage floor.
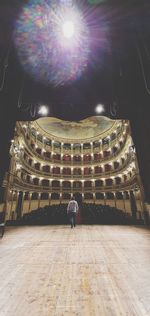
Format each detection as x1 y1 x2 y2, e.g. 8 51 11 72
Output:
0 225 150 316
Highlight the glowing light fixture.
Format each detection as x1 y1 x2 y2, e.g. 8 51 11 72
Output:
95 104 105 114
38 105 48 116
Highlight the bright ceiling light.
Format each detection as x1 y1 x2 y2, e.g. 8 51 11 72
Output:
63 20 75 38
38 105 48 116
95 104 105 114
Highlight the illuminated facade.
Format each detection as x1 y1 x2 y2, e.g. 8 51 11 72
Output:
2 116 145 222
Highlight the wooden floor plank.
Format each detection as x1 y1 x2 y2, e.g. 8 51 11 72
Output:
0 225 150 316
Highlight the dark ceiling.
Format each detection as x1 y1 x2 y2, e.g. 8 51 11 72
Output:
0 0 150 200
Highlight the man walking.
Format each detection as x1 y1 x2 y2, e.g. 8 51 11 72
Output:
67 196 79 228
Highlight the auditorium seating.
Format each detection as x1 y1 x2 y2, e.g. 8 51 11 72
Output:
10 203 135 225
21 204 68 225
81 203 133 225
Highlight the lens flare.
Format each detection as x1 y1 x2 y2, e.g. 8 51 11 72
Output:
14 1 90 86
63 20 74 38
14 0 109 87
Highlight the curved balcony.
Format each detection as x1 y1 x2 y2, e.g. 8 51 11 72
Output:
20 151 133 180
11 174 137 194
21 131 130 168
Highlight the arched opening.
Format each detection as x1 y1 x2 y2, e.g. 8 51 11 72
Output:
62 193 70 200
33 178 39 185
42 179 49 187
73 181 82 189
62 181 71 188
52 180 60 188
51 193 60 200
84 192 93 200
41 193 49 200
32 192 38 200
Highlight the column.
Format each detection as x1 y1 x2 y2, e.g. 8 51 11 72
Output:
112 162 115 172
81 167 84 178
60 180 62 198
71 167 73 177
71 181 73 196
90 142 93 154
92 180 95 192
38 193 41 209
93 192 96 203
81 143 83 155
49 193 51 206
42 148 45 159
110 145 113 155
104 193 106 206
60 153 63 165
36 131 39 144
28 192 32 212
39 178 43 186
122 191 126 213
61 142 64 155
51 140 54 152
10 190 14 217
20 191 25 217
60 167 62 178
112 177 115 188
31 175 34 184
60 193 62 204
40 163 43 171
129 190 137 222
103 178 106 189
43 136 46 149
99 140 102 152
82 180 84 196
114 192 117 208
14 191 19 220
121 175 124 184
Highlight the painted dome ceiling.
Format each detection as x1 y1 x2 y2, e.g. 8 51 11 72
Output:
33 116 119 141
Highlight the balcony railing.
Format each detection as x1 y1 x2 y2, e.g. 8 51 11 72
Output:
20 150 133 180
21 131 129 169
11 174 137 194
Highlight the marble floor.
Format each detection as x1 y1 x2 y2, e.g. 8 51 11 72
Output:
0 225 150 316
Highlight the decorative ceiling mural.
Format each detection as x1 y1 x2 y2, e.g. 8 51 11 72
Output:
34 116 118 140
